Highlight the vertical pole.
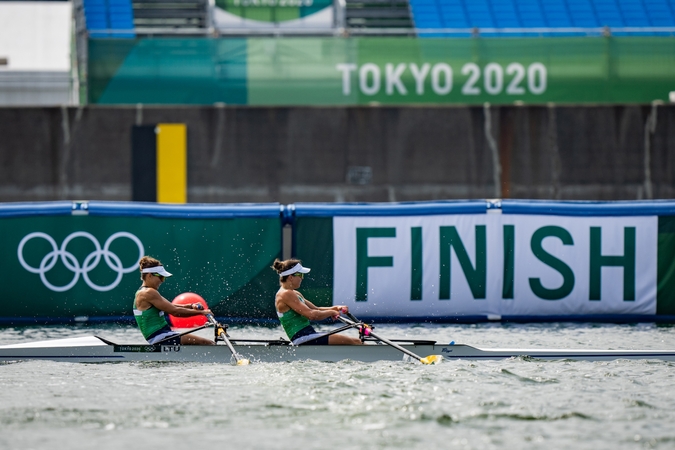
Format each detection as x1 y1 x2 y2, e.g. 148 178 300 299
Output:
548 103 562 199
643 101 659 200
484 102 501 199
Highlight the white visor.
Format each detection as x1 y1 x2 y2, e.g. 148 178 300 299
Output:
280 263 311 277
141 265 173 277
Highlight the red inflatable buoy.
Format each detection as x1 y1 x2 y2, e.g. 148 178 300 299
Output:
170 293 209 329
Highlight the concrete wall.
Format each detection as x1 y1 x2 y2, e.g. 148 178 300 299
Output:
0 104 673 203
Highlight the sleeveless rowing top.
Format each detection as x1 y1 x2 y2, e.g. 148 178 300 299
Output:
133 288 169 340
277 292 311 340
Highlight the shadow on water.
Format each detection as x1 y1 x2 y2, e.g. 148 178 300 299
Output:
432 410 593 427
499 368 560 384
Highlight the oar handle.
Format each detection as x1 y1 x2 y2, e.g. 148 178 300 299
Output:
154 320 214 345
345 312 360 323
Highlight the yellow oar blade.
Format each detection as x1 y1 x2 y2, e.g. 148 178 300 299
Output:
420 355 443 365
236 359 251 366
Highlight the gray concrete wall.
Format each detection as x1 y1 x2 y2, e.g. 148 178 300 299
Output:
0 104 673 203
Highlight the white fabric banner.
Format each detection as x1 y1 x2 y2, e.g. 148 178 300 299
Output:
333 214 657 318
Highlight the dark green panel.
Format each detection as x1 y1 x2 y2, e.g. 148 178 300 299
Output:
293 217 333 307
0 216 280 320
657 217 675 315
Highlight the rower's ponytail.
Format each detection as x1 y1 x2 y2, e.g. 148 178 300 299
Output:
139 256 162 271
271 258 302 282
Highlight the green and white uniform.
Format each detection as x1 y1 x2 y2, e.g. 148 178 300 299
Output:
277 293 329 345
277 294 311 340
133 288 176 343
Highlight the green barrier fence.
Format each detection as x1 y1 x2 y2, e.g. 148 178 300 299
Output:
3 201 675 324
0 203 282 324
89 36 675 105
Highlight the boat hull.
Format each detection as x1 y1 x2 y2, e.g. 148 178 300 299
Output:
1 337 674 363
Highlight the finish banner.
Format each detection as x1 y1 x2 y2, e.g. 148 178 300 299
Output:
332 215 657 319
88 37 675 105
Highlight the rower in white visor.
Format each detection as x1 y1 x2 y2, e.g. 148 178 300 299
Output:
272 259 361 345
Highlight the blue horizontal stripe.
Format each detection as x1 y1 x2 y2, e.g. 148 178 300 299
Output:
87 201 283 219
289 201 489 218
501 200 675 216
0 202 74 218
3 200 675 221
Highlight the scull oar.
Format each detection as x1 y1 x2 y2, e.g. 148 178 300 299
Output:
294 322 360 345
338 314 442 365
154 321 214 345
207 315 250 366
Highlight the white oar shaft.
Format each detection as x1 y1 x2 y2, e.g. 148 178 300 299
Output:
337 316 424 363
218 328 237 355
208 315 248 364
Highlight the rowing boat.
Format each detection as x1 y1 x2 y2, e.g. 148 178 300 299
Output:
1 336 674 363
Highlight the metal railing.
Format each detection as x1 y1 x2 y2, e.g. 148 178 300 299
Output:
414 26 675 36
77 25 675 37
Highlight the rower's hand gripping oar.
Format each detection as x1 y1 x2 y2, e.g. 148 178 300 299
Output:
155 302 213 345
338 314 442 365
207 315 250 366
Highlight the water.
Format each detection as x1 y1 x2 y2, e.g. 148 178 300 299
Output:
1 322 674 450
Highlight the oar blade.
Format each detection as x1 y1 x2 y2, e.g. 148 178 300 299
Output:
236 358 251 366
420 355 443 365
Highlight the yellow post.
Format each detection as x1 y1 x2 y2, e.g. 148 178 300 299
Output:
156 124 187 204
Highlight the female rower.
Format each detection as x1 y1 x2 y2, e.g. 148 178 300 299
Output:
133 256 214 345
272 258 361 345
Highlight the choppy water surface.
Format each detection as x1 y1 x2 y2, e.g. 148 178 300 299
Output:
1 322 674 450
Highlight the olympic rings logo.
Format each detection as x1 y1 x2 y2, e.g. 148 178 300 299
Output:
17 231 145 292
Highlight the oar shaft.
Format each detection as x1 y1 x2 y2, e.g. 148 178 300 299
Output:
337 316 424 363
154 322 212 344
219 328 240 357
208 315 247 363
294 323 358 346
366 330 424 362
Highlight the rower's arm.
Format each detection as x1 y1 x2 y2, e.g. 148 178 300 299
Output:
174 303 202 310
281 292 336 321
305 300 348 313
142 291 211 317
